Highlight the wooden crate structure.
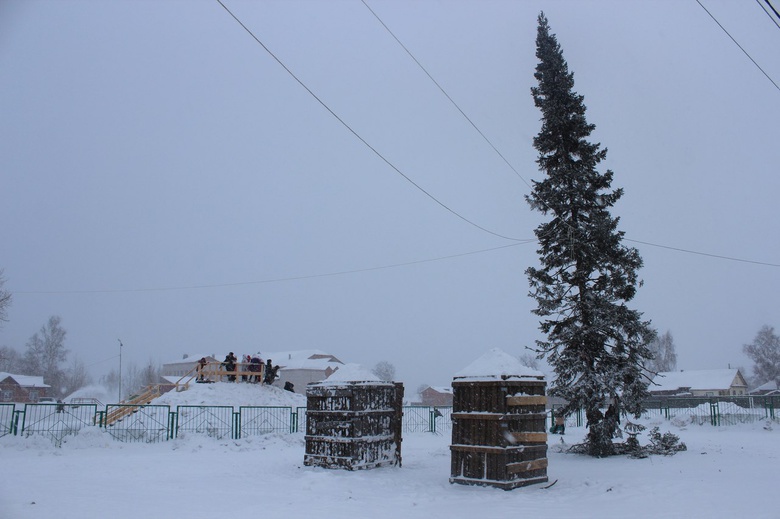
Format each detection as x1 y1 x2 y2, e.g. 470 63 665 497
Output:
304 381 403 470
450 376 548 489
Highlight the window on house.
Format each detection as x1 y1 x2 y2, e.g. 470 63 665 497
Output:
29 390 39 401
1 390 12 402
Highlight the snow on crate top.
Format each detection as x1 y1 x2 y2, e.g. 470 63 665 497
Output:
453 349 544 381
313 363 386 385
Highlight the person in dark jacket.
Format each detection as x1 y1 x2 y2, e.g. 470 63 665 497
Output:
222 352 237 382
263 359 279 384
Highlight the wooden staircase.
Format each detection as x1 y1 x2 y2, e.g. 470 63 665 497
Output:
104 385 163 426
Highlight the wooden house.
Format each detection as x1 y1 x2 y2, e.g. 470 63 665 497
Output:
420 386 453 406
649 369 748 397
0 372 51 403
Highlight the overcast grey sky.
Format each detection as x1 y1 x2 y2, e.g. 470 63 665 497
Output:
1 0 778 392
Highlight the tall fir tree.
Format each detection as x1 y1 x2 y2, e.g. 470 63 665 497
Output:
526 13 655 457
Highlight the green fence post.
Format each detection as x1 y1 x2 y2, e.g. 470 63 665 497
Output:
291 410 297 433
12 410 22 436
710 401 720 426
169 411 177 440
233 411 240 439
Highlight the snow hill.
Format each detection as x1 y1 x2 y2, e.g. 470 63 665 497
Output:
151 381 307 408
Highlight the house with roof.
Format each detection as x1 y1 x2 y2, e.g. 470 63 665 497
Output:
420 386 453 406
161 354 219 378
262 350 344 393
0 372 51 403
748 380 780 396
649 369 748 397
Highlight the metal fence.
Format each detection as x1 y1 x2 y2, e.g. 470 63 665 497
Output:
643 396 778 426
1 403 15 438
402 406 452 433
20 403 99 446
239 406 294 437
104 404 172 443
176 405 234 439
11 398 774 446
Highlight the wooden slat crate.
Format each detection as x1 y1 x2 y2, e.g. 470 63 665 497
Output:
304 382 403 470
450 378 548 489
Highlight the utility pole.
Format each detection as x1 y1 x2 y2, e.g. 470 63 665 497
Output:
118 339 123 402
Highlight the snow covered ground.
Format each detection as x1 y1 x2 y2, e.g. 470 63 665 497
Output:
1 382 777 519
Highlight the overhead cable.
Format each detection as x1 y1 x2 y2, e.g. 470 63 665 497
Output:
696 0 780 92
13 241 537 295
757 0 780 29
365 0 779 268
216 0 523 242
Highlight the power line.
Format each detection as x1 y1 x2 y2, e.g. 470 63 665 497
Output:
696 0 780 92
215 0 523 242
757 0 780 29
360 0 535 193
764 0 780 24
13 241 537 295
365 1 780 269
625 239 780 267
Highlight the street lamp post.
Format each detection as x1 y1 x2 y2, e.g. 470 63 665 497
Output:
118 339 123 402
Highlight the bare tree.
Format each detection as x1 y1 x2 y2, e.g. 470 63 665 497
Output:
519 351 540 370
743 325 780 386
647 330 678 373
372 360 396 381
0 345 22 373
139 358 161 388
62 356 92 397
0 269 11 327
24 316 69 395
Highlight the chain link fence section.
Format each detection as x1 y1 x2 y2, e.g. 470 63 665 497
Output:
105 404 172 443
239 406 293 437
176 405 234 439
1 403 16 437
20 403 99 446
296 406 307 434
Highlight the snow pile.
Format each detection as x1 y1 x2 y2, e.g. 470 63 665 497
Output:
151 381 306 408
453 348 544 381
65 384 116 404
315 363 384 384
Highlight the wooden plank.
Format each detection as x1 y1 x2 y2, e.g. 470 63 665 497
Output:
450 444 527 454
450 412 505 421
507 457 548 474
506 395 547 406
510 432 547 443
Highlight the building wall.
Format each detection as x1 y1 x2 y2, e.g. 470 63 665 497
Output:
0 380 49 403
275 368 335 394
421 388 453 406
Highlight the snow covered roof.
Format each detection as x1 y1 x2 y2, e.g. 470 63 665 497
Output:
424 386 453 394
0 372 50 388
262 350 343 371
651 369 745 392
312 363 385 385
453 348 544 381
749 380 779 394
163 354 217 365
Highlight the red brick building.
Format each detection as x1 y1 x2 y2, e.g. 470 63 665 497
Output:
420 385 453 406
0 372 51 403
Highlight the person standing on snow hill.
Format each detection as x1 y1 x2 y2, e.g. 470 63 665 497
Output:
242 355 251 382
197 357 208 381
222 352 237 382
264 359 279 385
